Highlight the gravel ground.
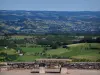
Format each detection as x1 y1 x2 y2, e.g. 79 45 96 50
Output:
0 69 100 75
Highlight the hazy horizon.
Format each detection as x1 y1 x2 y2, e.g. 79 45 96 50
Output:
0 0 100 11
0 10 100 12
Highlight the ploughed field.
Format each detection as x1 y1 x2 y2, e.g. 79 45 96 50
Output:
0 43 100 62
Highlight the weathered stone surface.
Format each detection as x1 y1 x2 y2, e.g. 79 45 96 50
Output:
39 67 45 73
61 68 67 74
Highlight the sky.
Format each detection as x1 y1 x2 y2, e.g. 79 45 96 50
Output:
0 0 100 11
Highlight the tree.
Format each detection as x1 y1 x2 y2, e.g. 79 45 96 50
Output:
96 59 100 62
44 47 48 51
51 44 58 49
8 40 17 49
50 42 59 49
0 52 7 62
0 52 7 57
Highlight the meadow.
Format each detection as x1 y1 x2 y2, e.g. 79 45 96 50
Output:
0 43 100 62
46 43 100 61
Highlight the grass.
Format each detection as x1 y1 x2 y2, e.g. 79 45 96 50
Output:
11 35 33 39
21 47 43 53
15 47 44 61
46 43 100 61
72 55 100 61
0 48 17 55
15 55 41 62
0 43 100 62
46 48 69 55
0 47 43 61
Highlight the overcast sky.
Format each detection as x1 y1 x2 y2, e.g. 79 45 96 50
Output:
0 0 100 11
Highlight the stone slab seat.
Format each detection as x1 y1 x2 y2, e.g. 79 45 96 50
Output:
31 68 39 73
45 68 60 73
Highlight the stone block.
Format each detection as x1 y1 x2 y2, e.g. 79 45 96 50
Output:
61 67 67 74
39 67 45 73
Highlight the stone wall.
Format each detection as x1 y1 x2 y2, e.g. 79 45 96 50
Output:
64 62 100 69
4 62 100 70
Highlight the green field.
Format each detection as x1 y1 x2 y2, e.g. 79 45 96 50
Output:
15 55 41 62
46 43 100 61
11 35 32 39
21 47 43 53
0 47 43 62
0 43 100 62
46 48 69 55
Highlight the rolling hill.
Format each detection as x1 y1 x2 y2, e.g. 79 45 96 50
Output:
0 10 100 35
